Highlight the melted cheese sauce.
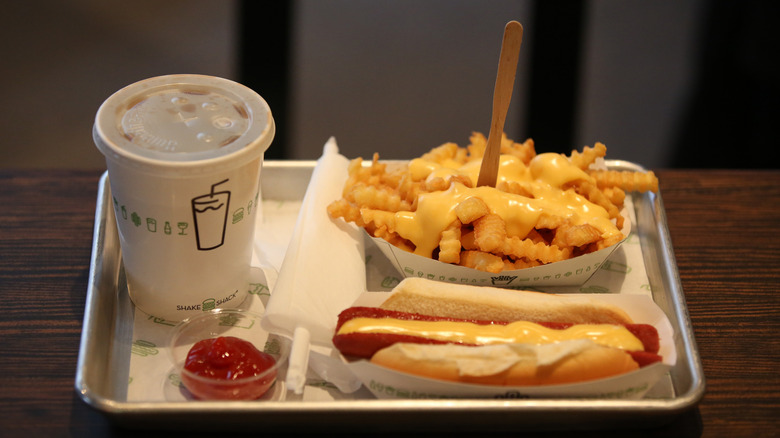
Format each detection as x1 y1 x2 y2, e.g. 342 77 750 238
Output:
397 153 620 257
338 318 644 352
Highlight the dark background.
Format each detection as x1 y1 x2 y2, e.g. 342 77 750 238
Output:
1 0 777 169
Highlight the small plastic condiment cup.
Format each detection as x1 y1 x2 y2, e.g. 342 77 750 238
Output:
169 308 289 400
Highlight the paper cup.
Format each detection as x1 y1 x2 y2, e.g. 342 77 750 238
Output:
93 74 275 321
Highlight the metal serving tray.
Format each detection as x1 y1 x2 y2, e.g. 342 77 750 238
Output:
76 160 705 433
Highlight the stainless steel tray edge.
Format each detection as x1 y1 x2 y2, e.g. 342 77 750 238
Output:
610 160 705 412
643 188 706 407
76 172 125 414
75 161 705 431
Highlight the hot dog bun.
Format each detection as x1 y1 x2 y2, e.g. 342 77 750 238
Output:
371 340 640 386
333 278 660 386
380 277 634 325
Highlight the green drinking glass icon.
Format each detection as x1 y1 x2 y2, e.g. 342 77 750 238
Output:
191 179 231 250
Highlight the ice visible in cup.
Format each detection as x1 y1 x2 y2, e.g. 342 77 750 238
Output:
93 74 275 321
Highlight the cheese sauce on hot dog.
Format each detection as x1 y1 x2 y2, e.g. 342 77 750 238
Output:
336 317 645 352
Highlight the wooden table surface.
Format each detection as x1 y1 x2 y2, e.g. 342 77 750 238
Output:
0 168 778 437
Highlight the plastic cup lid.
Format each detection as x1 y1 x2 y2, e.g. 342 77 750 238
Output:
93 74 275 176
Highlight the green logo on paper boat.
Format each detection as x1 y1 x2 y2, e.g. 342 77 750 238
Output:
580 285 610 294
601 260 631 274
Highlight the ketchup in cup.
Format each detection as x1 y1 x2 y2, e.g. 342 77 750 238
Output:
182 336 278 400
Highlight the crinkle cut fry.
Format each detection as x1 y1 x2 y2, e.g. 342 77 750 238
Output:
344 154 387 190
424 173 473 192
473 213 507 253
438 219 462 264
470 132 536 165
374 225 415 253
344 153 408 193
420 142 461 165
360 208 397 233
327 199 367 228
500 236 572 265
459 250 504 273
454 196 490 224
461 230 478 250
396 172 422 207
358 207 415 252
552 221 603 248
467 132 487 158
566 180 624 229
569 142 607 170
589 169 659 193
510 257 542 269
378 163 409 190
595 232 625 251
535 212 566 230
497 180 534 198
602 186 626 206
346 182 411 212
500 135 536 165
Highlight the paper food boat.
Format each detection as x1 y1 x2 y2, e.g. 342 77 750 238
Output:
340 292 675 400
369 209 631 288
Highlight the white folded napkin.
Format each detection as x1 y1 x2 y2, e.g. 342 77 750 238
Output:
261 138 366 394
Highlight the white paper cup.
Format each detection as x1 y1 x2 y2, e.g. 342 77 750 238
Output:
93 74 275 321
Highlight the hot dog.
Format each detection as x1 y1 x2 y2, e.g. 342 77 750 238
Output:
332 278 663 386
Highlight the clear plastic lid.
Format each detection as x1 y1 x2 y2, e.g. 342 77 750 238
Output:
93 75 274 175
